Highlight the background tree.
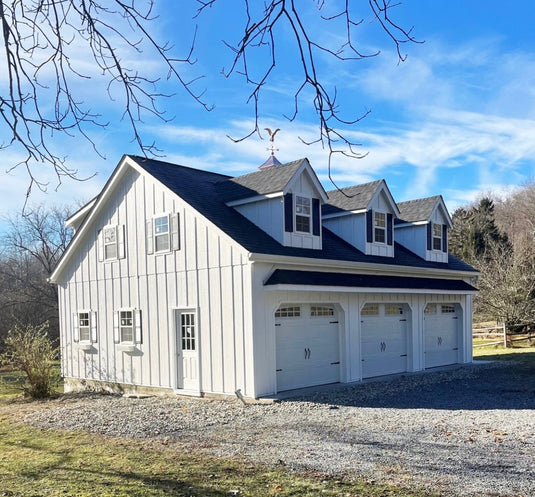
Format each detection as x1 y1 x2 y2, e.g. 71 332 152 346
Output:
0 1 419 194
0 205 72 345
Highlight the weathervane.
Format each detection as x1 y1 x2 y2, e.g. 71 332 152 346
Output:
264 127 280 156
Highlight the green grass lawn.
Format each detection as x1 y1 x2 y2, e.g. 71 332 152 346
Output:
473 339 535 366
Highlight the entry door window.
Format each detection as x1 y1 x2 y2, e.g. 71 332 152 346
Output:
181 312 196 351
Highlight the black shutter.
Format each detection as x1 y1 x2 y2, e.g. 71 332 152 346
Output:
387 213 393 246
312 198 320 236
284 193 293 232
442 224 448 253
366 210 373 243
427 223 432 250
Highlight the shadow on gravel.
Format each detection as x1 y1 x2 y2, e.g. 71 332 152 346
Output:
283 359 535 411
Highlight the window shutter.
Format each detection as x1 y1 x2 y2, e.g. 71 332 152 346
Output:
171 213 180 250
90 311 98 343
145 219 154 255
134 309 142 344
312 198 320 236
72 313 80 342
426 223 432 250
442 224 448 253
366 210 373 243
113 311 120 343
387 213 393 246
284 193 293 232
117 225 126 259
97 230 104 262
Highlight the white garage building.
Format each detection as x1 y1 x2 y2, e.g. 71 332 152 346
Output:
50 155 478 399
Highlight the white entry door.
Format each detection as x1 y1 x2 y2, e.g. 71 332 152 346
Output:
176 310 199 391
424 303 460 368
361 303 409 378
275 304 340 392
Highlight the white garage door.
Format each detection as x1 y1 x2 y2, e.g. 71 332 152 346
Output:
424 303 460 368
275 304 340 392
361 303 409 378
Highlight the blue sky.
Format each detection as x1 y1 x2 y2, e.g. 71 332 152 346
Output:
2 0 535 230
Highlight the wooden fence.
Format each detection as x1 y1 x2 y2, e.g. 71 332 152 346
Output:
473 322 535 348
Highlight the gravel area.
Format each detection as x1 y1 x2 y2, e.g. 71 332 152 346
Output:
25 361 535 497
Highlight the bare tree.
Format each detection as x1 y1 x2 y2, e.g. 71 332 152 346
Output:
0 205 72 342
0 0 419 195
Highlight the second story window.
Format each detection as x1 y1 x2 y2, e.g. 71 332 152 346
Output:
103 226 118 260
154 215 170 252
295 196 311 233
432 223 442 250
374 212 386 243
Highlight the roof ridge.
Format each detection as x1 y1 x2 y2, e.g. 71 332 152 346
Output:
397 195 441 205
229 157 306 182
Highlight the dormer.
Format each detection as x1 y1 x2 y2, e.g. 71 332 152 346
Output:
220 158 328 250
395 196 452 263
322 180 400 257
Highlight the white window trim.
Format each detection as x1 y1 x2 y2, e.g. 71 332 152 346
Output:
374 211 387 245
294 195 312 234
73 310 98 345
114 308 142 346
432 223 442 251
153 213 171 253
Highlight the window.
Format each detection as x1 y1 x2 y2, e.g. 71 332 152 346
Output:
433 223 442 251
154 215 170 252
180 312 196 351
103 226 118 260
311 306 334 317
119 310 134 343
374 212 386 243
295 196 311 233
385 304 403 315
78 312 91 342
441 304 456 314
425 304 437 314
361 304 379 316
275 306 301 318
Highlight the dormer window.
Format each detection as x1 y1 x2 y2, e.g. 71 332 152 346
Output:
432 223 442 251
295 196 311 233
374 212 386 243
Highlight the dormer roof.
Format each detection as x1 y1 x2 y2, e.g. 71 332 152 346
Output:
397 195 453 228
219 158 328 206
323 179 400 218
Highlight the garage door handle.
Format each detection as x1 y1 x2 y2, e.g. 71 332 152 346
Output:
304 348 311 359
330 361 340 365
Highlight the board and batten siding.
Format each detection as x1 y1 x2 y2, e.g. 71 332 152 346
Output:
57 166 256 398
250 262 472 397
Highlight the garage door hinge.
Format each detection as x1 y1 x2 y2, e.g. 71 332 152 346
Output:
400 354 408 357
275 323 281 327
453 347 459 351
400 319 407 322
330 361 340 365
453 317 459 320
329 321 339 324
276 369 282 372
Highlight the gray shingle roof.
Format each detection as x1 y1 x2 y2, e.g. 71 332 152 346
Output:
217 158 306 202
130 156 476 274
323 180 383 215
397 196 442 223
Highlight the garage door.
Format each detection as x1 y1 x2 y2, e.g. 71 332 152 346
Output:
424 303 460 368
275 304 340 391
361 303 409 378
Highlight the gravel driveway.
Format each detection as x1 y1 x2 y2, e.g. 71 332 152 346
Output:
26 361 535 497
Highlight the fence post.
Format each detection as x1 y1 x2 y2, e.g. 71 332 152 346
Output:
503 323 507 348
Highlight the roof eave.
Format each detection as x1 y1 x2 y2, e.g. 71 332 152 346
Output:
248 252 479 279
